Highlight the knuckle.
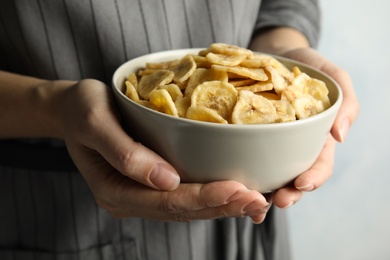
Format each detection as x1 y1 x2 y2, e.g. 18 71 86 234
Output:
117 142 147 177
157 193 186 213
153 192 194 222
118 147 138 168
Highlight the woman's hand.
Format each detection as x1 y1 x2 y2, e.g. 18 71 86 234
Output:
268 47 359 208
250 28 359 208
60 79 270 223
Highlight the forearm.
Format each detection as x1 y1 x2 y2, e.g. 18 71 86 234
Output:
0 70 75 139
249 27 310 55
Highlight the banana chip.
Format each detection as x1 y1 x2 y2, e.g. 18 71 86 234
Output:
235 81 273 93
172 55 197 83
232 90 276 124
256 91 280 101
125 80 139 102
146 59 179 69
191 55 213 69
212 64 268 81
191 81 238 121
159 84 183 102
123 43 331 125
269 58 295 83
127 72 138 89
138 70 174 99
149 89 179 117
210 43 253 58
240 53 274 68
205 52 246 66
292 94 323 119
175 97 191 118
229 78 257 87
186 106 228 124
185 68 228 97
271 100 296 123
265 65 287 94
291 72 331 110
304 78 331 110
137 99 154 109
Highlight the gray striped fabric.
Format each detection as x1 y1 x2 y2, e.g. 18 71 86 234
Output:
0 0 320 259
0 166 290 260
0 0 320 84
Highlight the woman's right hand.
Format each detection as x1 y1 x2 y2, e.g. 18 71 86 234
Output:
58 79 270 223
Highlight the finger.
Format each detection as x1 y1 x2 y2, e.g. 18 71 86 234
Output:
63 80 180 191
294 134 336 192
112 195 270 223
181 194 270 222
245 193 273 224
90 108 180 191
123 180 266 212
273 186 303 208
108 180 269 221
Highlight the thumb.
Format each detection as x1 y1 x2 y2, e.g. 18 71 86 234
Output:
91 118 180 191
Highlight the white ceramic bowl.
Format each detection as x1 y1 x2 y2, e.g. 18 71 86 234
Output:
112 49 342 193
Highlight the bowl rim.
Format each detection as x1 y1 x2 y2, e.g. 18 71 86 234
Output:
112 48 343 130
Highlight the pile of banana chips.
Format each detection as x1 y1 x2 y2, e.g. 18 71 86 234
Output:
124 43 330 124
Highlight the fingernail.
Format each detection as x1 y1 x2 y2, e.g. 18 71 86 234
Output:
282 201 295 209
339 117 350 142
250 214 267 224
296 183 314 192
149 163 180 191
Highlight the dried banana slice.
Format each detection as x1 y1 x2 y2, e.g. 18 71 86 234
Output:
292 94 323 119
292 66 302 77
205 52 246 66
229 78 257 87
127 72 138 89
305 78 331 110
186 106 228 124
138 70 174 99
124 80 139 102
159 84 183 102
149 89 179 117
137 99 155 109
292 72 331 110
138 68 162 76
212 64 268 81
210 43 253 58
232 90 276 124
191 55 213 69
265 65 287 94
269 58 294 83
256 91 280 101
191 80 238 121
271 100 296 123
235 81 273 93
146 59 180 69
172 54 197 83
175 97 191 118
185 68 228 97
239 53 274 68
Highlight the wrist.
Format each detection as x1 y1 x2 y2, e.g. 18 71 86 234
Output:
33 79 77 139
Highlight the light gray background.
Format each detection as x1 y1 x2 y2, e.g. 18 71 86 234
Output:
288 0 390 259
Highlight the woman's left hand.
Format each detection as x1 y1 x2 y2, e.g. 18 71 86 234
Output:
271 47 359 208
